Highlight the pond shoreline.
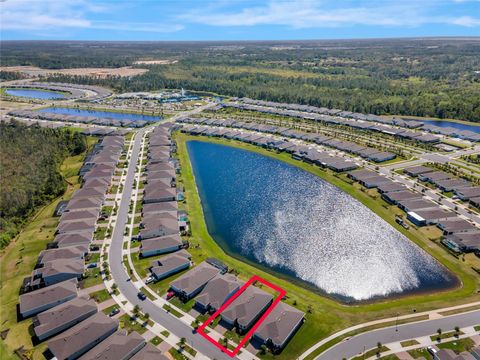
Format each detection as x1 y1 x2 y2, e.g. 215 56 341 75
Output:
186 138 460 304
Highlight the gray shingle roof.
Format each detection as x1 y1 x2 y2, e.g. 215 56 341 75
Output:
48 312 118 360
221 286 273 328
170 262 219 296
78 330 145 360
254 302 304 347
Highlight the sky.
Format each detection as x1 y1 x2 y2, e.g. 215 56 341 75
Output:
1 0 480 41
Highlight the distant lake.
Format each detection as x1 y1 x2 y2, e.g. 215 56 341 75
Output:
5 88 66 100
38 107 162 121
188 140 456 302
421 119 480 133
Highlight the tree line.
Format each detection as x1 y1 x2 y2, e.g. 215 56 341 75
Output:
0 121 87 248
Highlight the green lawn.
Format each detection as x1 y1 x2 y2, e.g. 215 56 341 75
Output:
174 133 480 360
102 304 119 315
119 314 147 335
150 336 163 346
168 348 189 360
82 267 103 288
163 304 184 318
86 252 100 264
400 340 420 347
408 348 433 359
430 330 463 341
437 338 475 353
0 140 92 360
169 297 195 313
379 355 400 360
351 346 389 360
89 289 111 303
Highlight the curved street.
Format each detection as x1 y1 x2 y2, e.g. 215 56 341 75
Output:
309 309 480 360
108 126 234 360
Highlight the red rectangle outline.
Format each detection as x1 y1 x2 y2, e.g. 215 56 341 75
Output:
197 275 286 357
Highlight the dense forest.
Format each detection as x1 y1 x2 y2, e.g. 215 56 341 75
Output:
2 39 480 121
0 121 87 248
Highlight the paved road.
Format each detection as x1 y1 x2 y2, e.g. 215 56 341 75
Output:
108 127 234 360
315 310 480 360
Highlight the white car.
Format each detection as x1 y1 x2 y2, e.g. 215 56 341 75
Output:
427 346 438 357
145 276 155 284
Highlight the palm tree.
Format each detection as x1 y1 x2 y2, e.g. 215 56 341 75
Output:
133 304 140 316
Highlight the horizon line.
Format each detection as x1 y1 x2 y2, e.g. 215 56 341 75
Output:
2 36 480 43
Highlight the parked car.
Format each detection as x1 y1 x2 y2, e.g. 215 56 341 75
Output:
427 346 438 356
145 276 154 284
89 245 100 251
87 262 97 269
166 291 175 300
108 307 120 317
137 292 147 300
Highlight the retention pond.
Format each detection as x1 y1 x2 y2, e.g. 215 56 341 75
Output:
5 88 66 100
187 140 456 303
38 107 162 121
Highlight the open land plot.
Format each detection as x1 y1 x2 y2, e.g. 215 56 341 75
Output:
0 66 148 78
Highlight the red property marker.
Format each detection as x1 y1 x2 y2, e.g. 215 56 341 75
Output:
197 275 286 357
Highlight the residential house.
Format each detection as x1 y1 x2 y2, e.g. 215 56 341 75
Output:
36 246 87 268
78 330 145 360
138 217 179 240
130 344 168 360
253 302 305 352
29 258 85 288
19 279 78 318
140 235 184 258
47 312 118 360
150 252 191 281
53 232 93 248
33 296 97 341
221 286 273 333
407 209 457 226
170 262 220 301
195 274 241 313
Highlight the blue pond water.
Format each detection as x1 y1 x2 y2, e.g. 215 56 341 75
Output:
38 107 161 121
5 89 66 100
187 140 456 302
421 120 480 133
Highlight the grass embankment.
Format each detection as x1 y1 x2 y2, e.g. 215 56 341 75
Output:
0 137 97 360
173 133 480 360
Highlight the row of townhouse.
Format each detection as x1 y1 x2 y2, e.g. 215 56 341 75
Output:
167 259 305 353
232 98 480 142
179 123 359 173
347 168 480 255
134 124 193 282
134 124 306 353
178 116 397 164
17 132 171 360
8 109 152 128
22 135 124 293
223 101 444 144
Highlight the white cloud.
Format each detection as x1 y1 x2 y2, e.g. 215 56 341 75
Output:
0 0 183 33
450 16 480 26
180 0 480 29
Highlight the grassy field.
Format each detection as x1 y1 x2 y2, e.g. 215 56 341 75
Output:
0 137 96 360
173 133 480 360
